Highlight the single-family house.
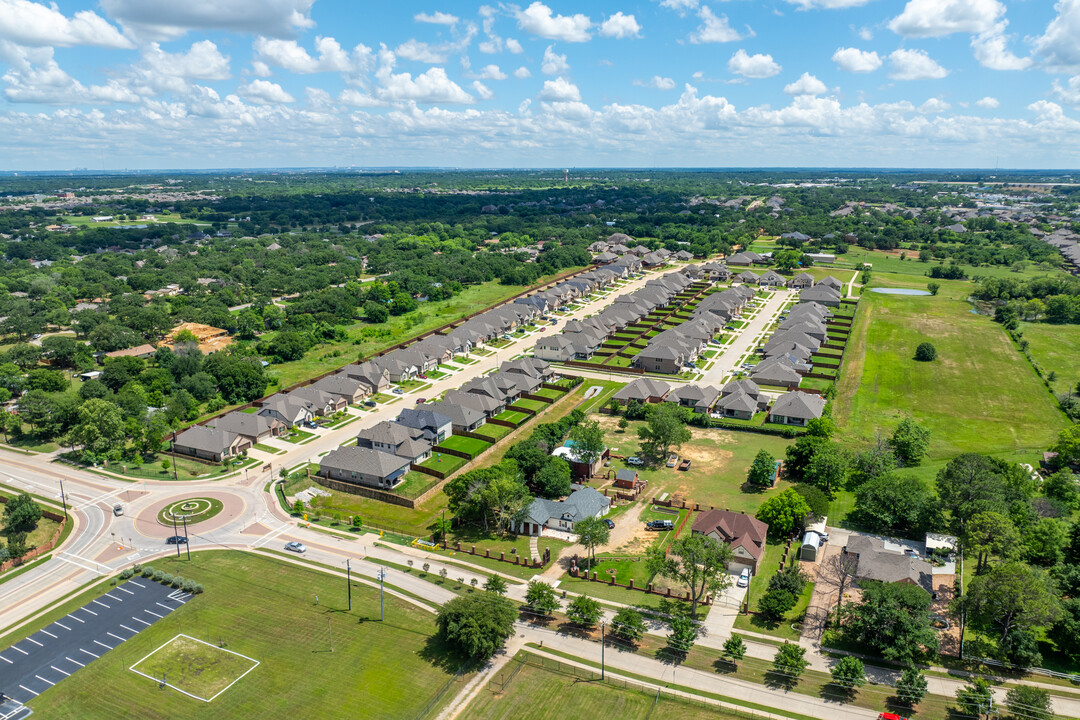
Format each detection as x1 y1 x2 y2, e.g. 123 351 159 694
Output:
692 509 770 573
443 389 505 418
788 272 815 289
258 393 315 426
418 401 485 433
319 446 412 490
612 378 671 404
665 384 719 413
209 411 286 444
735 270 760 284
172 425 248 462
769 391 825 426
518 486 611 535
395 407 452 445
758 270 787 288
841 534 934 593
798 285 842 307
751 363 803 389
339 361 391 395
356 421 432 463
500 356 553 382
312 374 368 405
291 384 348 414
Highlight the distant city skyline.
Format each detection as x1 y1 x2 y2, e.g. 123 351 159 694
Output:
1 0 1080 169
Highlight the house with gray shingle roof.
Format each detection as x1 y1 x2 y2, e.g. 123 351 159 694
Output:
788 272 815 289
259 393 315 426
356 421 432 462
665 384 719 413
842 534 934 593
517 486 611 536
418 401 485 433
769 391 825 426
319 446 412 490
613 378 670 404
751 363 803 389
172 425 248 462
395 407 452 445
209 411 287 444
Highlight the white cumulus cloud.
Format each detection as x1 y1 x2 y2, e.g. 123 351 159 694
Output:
634 76 676 90
784 72 827 95
0 0 132 48
471 80 493 99
538 76 581 101
375 54 474 104
142 41 231 82
918 98 951 113
832 47 882 73
254 36 364 75
888 0 1004 38
975 96 999 108
515 2 592 42
415 11 459 26
971 21 1031 70
889 48 948 80
1033 0 1080 73
514 66 532 78
99 0 316 41
600 12 641 39
541 44 569 75
728 49 781 78
238 79 295 103
690 6 742 43
396 39 449 64
785 0 875 8
506 38 524 53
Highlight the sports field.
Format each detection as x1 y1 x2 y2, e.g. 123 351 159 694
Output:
835 275 1068 459
27 551 464 719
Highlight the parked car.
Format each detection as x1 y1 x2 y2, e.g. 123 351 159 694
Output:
603 519 615 529
666 453 679 468
364 400 377 407
113 504 124 516
645 520 674 531
284 541 307 553
166 535 188 545
686 362 696 369
626 456 644 466
392 388 404 395
878 714 908 720
737 568 751 588
418 373 427 379
415 397 426 404
303 420 318 429
501 334 513 340
679 459 691 471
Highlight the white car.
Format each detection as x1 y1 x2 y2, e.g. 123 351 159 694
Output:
284 541 307 553
737 568 751 588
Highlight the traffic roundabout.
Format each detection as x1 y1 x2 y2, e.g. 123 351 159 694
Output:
156 497 224 526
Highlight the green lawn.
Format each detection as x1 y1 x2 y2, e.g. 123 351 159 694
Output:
282 473 448 536
0 489 62 551
467 654 747 720
437 434 493 458
1018 321 1080 395
26 551 466 719
494 410 529 425
392 471 440 499
280 429 315 444
835 275 1068 460
420 453 469 475
534 388 565 400
473 422 513 441
732 542 811 642
512 398 548 413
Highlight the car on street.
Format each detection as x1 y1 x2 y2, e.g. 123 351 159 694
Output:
626 456 644 466
415 397 426 404
878 714 908 720
737 568 751 588
645 520 674 531
285 541 307 553
166 535 187 545
603 519 615 529
113 503 124 516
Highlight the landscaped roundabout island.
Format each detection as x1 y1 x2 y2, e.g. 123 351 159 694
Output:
156 497 225 527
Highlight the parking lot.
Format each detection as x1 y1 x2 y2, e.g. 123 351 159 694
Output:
0 579 191 711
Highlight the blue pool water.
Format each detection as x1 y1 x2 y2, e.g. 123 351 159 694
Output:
869 288 932 296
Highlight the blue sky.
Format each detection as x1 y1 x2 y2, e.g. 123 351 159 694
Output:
1 0 1080 169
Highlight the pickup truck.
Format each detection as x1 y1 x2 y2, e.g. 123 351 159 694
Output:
645 520 674 531
666 453 679 468
626 456 644 466
678 459 691 471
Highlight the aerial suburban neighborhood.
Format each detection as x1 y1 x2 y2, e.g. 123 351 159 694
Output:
1 2 1080 719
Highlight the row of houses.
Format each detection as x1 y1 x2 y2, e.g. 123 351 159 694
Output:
1038 229 1080 273
749 300 835 388
610 376 825 426
318 358 555 490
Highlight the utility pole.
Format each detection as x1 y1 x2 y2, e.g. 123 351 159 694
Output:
346 559 352 611
378 568 386 621
182 515 190 561
172 514 180 558
601 621 605 680
58 478 67 514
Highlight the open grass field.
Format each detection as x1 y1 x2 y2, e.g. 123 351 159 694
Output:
834 274 1068 460
437 435 492 458
467 655 748 720
1018 320 1080 396
27 551 465 719
130 634 258 701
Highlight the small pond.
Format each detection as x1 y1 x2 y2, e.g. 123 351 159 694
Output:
869 288 932 296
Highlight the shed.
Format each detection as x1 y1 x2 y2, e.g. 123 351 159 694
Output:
800 531 822 562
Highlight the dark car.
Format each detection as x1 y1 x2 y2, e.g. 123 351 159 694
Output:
603 519 615 529
645 520 674 531
364 400 377 407
166 535 188 545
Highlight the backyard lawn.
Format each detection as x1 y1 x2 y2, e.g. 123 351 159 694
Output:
834 275 1069 460
420 453 469 475
473 422 513 441
437 434 493 458
512 398 548 413
534 387 565 400
25 551 466 720
494 410 529 425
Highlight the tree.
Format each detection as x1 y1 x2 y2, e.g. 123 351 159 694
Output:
954 561 1061 646
484 575 508 596
4 493 43 533
267 331 310 362
64 398 126 458
1023 517 1069 567
617 417 628 432
575 516 610 571
1043 469 1080 510
758 589 796 624
17 390 59 437
722 635 747 667
483 470 533 536
292 499 304 514
566 594 602 628
755 488 812 537
889 417 931 466
746 449 777 489
636 402 690 460
1006 685 1054 720
609 606 646 643
647 533 733 618
1051 425 1080 468
6 343 42 370
964 511 1019 573
936 454 1026 532
803 442 849 497
914 342 937 361
41 335 79 368
895 666 928 707
532 457 572 498
955 678 994 719
854 473 938 536
1051 598 1080 664
203 354 268 404
525 580 559 615
25 369 67 393
568 419 605 469
363 301 389 324
666 615 698 656
435 593 516 663
829 656 865 698
772 643 809 687
805 416 836 438
783 435 828 483
840 581 938 664
927 282 940 295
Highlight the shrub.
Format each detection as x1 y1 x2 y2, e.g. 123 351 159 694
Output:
182 579 197 593
171 576 184 589
758 588 796 622
914 342 937 362
119 568 134 580
142 566 155 578
132 563 142 573
193 583 205 594
152 570 164 582
160 573 174 586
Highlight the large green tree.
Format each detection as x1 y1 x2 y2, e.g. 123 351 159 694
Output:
636 402 690 460
840 580 938 663
435 593 516 663
4 493 43 533
853 473 938 536
64 398 126 458
647 533 733 618
746 449 777 489
963 511 1019 574
755 488 811 537
568 419 606 469
953 561 1061 646
575 515 610 571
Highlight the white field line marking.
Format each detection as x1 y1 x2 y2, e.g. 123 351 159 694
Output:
128 633 260 703
66 656 85 667
80 648 98 659
55 554 105 575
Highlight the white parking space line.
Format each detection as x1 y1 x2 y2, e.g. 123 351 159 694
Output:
18 685 37 698
11 646 28 655
144 609 162 618
104 594 123 603
40 630 57 639
66 657 84 668
80 648 98 659
118 587 135 595
107 632 125 642
93 640 112 651
92 600 110 609
50 665 70 677
69 614 85 623
34 675 54 687
0 655 11 663
128 580 145 588
155 602 172 611
120 624 137 634
131 617 150 626
82 608 98 616
54 622 70 631
25 638 42 647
